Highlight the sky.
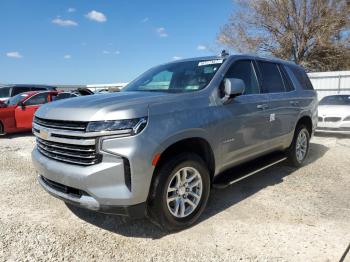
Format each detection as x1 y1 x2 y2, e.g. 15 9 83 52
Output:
0 0 236 85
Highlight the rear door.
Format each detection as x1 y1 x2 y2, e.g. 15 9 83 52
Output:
15 92 49 129
256 61 299 145
218 59 272 168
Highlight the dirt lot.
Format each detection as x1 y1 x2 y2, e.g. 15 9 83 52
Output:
0 133 349 261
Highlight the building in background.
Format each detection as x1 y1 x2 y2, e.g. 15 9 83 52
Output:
308 71 350 100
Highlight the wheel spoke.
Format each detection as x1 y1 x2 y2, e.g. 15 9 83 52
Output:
180 200 186 217
174 199 180 215
185 198 196 208
189 179 200 189
175 173 181 187
189 191 200 200
167 195 177 203
167 187 177 194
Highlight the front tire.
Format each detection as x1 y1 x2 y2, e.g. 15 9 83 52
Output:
147 153 210 232
286 125 310 167
0 122 4 135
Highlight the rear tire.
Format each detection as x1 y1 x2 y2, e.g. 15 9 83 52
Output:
286 124 310 167
147 153 210 232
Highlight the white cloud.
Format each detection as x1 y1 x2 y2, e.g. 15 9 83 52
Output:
156 27 168 37
173 56 182 60
52 17 78 26
67 7 76 13
63 54 71 59
6 51 22 59
197 45 207 51
103 50 120 55
141 17 149 23
86 10 107 23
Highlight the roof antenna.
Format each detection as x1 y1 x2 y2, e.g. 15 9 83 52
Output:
220 50 229 57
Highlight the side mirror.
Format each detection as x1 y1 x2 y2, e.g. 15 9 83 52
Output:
19 101 25 110
223 78 245 101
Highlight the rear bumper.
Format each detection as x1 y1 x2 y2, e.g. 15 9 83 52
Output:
38 175 146 217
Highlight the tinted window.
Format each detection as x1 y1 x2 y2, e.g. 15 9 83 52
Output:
53 93 77 100
225 60 260 94
7 93 29 106
11 86 31 96
285 66 314 90
0 87 10 98
124 59 223 93
31 87 47 91
279 65 294 92
24 93 49 106
319 95 350 105
258 62 285 93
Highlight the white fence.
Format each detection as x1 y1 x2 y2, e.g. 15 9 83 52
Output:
308 71 350 100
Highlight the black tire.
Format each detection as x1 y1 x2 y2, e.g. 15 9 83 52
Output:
0 122 4 135
286 124 310 167
147 153 210 232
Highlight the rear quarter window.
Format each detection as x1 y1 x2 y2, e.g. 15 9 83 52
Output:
285 65 314 90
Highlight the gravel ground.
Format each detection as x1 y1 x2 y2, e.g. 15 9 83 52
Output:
0 133 349 262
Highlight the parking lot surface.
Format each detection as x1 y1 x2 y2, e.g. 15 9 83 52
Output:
0 133 349 261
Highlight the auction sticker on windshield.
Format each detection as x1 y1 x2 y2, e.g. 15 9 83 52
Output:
198 59 223 66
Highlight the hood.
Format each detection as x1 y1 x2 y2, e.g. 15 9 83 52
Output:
36 91 170 121
318 105 350 118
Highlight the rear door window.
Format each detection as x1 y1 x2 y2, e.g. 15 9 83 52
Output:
257 62 286 93
225 60 260 95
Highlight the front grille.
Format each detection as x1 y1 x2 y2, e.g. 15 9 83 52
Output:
318 117 323 122
36 137 101 166
34 116 88 131
324 117 341 122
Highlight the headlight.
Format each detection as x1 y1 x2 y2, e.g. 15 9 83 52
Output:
86 117 147 135
344 116 350 121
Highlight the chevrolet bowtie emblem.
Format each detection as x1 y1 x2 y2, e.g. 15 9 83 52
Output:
39 130 49 140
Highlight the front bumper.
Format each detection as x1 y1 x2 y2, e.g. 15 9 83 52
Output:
38 175 146 217
316 120 350 134
32 146 151 217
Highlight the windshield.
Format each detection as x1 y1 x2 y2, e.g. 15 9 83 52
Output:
0 87 10 98
123 59 224 93
7 93 29 106
319 95 350 105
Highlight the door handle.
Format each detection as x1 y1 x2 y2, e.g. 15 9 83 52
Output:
257 104 268 110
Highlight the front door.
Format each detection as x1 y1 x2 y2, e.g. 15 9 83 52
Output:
218 60 271 169
15 92 49 129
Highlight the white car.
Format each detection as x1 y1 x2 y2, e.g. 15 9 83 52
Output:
317 95 350 134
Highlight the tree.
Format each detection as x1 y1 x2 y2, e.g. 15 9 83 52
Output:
218 0 350 71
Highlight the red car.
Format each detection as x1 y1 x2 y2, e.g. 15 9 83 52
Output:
0 91 60 135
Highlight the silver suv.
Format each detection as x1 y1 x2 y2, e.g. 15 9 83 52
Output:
32 55 318 231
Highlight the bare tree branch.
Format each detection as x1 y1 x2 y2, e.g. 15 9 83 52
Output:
218 0 350 71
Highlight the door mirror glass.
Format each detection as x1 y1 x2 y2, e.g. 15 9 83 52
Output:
223 78 245 100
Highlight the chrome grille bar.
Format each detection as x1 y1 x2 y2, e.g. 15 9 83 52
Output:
34 116 88 131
